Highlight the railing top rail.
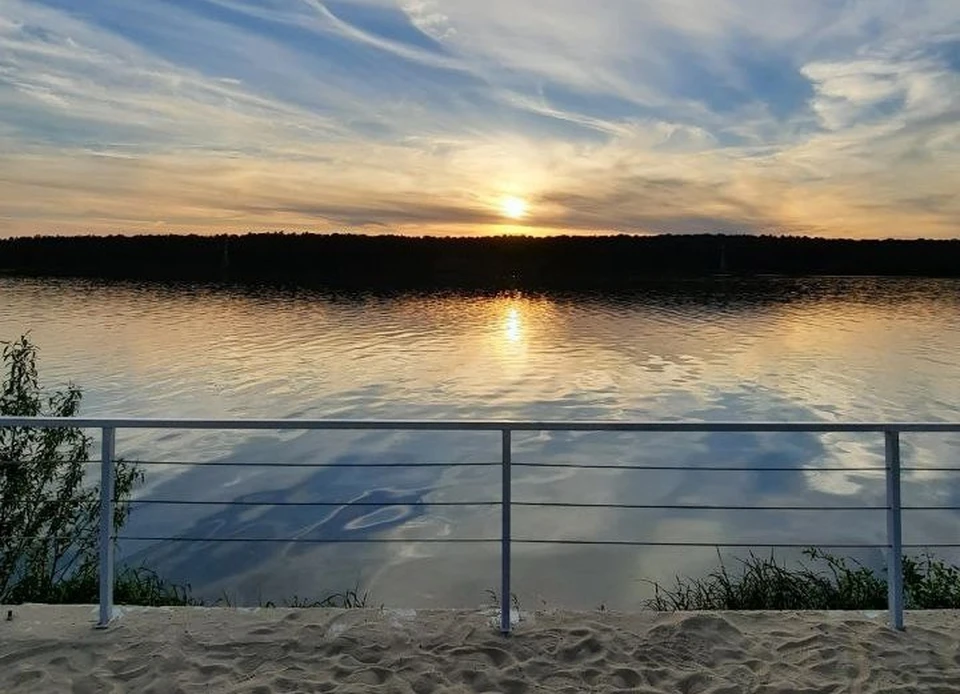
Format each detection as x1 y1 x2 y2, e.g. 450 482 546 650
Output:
1 416 960 432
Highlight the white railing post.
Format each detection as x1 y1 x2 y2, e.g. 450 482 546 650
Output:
885 429 904 630
97 427 116 629
500 429 512 634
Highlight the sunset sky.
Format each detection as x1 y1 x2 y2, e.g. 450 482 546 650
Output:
1 0 958 238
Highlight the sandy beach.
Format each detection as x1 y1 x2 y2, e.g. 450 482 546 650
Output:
3 605 959 693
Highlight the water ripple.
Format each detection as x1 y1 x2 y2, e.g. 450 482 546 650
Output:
3 277 960 606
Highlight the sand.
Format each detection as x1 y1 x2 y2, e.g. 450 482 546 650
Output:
2 605 959 693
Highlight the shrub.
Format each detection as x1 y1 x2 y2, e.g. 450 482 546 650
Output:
1 334 362 609
0 334 140 603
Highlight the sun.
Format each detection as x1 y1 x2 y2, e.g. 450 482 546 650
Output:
500 196 528 220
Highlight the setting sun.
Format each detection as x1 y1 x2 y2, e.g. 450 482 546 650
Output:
500 196 528 220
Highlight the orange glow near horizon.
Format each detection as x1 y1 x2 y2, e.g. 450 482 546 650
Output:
3 1 960 241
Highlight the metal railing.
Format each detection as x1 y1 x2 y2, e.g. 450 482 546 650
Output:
4 416 960 633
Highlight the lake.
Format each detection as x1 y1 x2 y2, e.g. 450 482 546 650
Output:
2 276 960 609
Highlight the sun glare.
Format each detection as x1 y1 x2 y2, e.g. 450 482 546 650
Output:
504 306 522 343
500 196 528 220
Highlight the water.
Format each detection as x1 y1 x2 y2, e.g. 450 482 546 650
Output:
2 277 960 608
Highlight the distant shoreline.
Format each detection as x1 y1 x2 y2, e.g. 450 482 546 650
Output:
2 233 959 289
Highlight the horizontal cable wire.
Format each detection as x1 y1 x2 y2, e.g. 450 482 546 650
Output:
116 499 895 511
76 498 960 512
514 539 889 548
0 534 894 548
12 461 955 472
513 502 887 511
11 460 953 472
512 462 885 471
123 460 502 468
4 535 900 549
3 417 960 432
12 534 960 550
112 536 890 548
5 460 946 474
117 536 497 544
123 499 500 507
32 460 958 472
20 535 960 549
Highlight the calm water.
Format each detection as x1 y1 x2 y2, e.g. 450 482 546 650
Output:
2 277 960 608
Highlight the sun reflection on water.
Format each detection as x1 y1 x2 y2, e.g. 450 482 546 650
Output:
480 295 541 367
504 306 522 343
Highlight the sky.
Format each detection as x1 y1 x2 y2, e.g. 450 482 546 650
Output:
1 0 959 239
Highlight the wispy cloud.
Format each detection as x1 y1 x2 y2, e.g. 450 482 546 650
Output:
1 0 958 237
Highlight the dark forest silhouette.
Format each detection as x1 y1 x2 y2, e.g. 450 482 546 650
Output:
1 233 959 290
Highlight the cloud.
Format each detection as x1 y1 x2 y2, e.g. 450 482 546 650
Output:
401 0 455 41
1 0 959 237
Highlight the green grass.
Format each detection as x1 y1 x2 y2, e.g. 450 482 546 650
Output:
261 587 368 609
19 548 960 613
10 564 201 606
646 548 960 611
9 562 369 609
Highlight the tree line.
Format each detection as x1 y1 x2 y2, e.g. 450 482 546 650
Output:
1 233 959 289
